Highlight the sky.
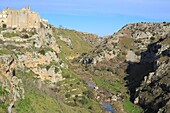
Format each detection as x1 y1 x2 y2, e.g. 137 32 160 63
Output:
0 0 170 36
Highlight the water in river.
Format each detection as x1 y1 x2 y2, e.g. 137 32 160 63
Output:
102 102 115 113
86 81 115 113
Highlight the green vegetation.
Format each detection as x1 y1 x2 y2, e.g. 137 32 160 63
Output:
15 69 93 113
57 68 102 112
3 32 20 38
0 87 8 96
0 28 6 33
124 99 142 113
0 87 9 113
118 37 138 54
95 77 126 94
16 88 63 113
119 37 136 49
15 70 60 112
21 34 29 38
0 104 7 113
38 47 54 55
0 48 12 55
54 29 92 61
53 29 102 112
0 25 149 113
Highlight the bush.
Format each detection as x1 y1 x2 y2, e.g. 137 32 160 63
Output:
38 50 45 55
0 87 8 95
79 96 88 105
150 37 155 41
83 90 94 99
46 66 50 71
55 67 59 73
21 34 29 38
65 93 71 98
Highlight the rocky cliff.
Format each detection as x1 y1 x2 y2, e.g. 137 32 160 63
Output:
0 21 169 113
76 22 170 113
0 55 24 113
0 21 103 112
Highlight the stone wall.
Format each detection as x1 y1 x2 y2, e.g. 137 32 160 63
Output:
0 6 40 29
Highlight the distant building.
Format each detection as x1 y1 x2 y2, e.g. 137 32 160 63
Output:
0 6 45 29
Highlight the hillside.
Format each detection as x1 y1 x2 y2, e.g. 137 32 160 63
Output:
76 22 170 113
0 20 169 113
0 22 103 113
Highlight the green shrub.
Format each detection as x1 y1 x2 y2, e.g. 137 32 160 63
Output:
21 34 29 38
46 65 50 71
0 104 7 113
55 67 59 73
83 90 94 99
0 87 8 95
79 96 88 105
38 50 45 55
65 93 71 98
150 37 155 41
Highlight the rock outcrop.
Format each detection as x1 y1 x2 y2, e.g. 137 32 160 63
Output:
76 22 170 113
0 55 24 113
0 23 63 87
1 20 169 113
133 37 170 113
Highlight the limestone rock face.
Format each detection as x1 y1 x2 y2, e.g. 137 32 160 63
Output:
0 55 24 113
76 22 170 113
126 50 140 62
0 21 75 112
131 33 170 112
58 35 73 48
1 20 170 113
0 23 63 85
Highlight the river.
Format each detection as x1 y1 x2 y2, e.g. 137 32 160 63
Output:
86 81 115 113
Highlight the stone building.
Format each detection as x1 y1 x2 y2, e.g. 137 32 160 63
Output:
0 6 42 29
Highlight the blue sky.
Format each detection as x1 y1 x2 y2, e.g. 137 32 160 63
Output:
0 0 170 36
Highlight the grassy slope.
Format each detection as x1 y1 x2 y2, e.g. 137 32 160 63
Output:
53 28 103 112
15 69 90 113
11 27 96 113
54 28 92 60
0 28 99 113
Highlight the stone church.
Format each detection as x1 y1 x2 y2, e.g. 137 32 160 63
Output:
0 6 43 29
